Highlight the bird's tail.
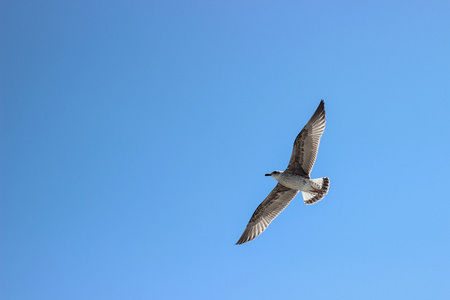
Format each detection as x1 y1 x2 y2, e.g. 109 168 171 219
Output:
302 177 330 205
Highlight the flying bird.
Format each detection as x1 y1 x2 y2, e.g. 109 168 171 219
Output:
236 100 330 245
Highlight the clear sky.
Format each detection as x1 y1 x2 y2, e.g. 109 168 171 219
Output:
2 1 450 299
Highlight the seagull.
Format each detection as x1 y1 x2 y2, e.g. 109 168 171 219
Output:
236 100 329 245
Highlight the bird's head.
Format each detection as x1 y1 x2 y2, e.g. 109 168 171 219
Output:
265 170 283 179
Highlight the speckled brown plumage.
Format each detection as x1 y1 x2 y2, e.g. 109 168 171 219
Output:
236 100 329 245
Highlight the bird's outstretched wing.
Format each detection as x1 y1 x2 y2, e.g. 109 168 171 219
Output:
286 100 326 176
236 184 299 245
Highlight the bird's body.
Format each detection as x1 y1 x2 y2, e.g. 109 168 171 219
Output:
236 100 330 245
268 171 317 191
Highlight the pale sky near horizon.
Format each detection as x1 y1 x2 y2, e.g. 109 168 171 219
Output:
2 1 450 299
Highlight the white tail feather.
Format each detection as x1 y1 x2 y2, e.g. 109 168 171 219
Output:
302 177 330 205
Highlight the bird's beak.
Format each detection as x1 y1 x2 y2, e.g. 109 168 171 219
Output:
265 173 271 176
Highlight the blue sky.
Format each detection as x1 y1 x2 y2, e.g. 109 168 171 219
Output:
2 1 450 299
